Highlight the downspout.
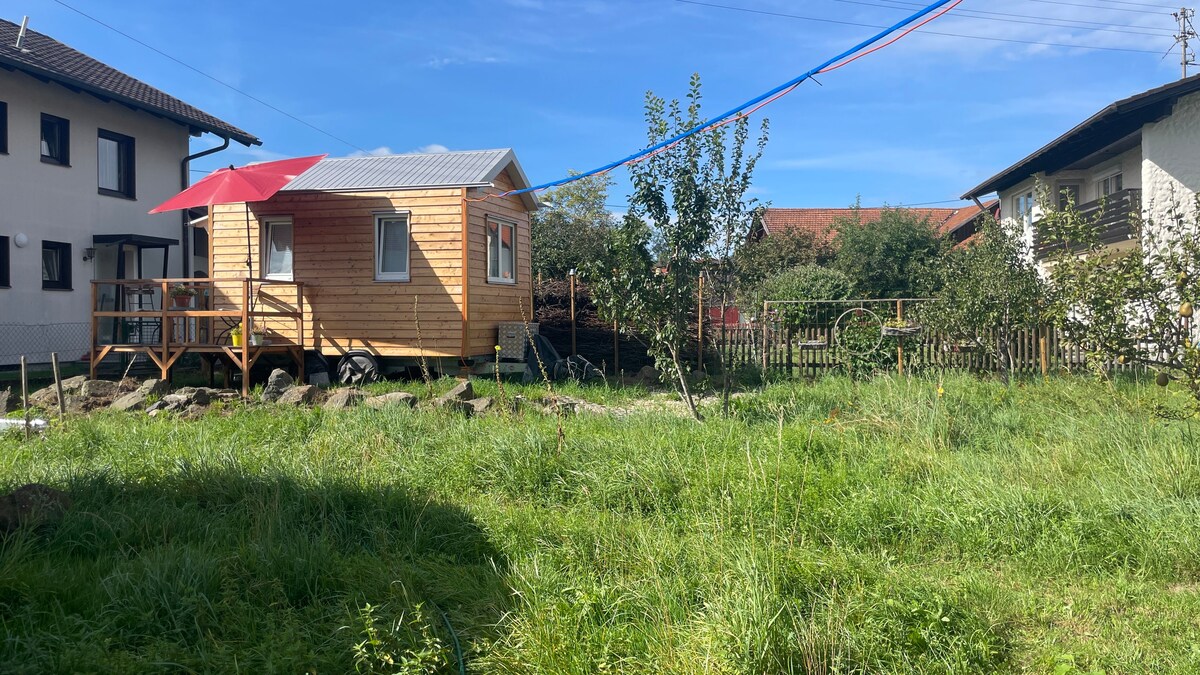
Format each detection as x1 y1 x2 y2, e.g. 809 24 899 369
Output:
180 135 231 276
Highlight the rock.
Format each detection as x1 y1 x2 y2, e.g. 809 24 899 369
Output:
435 380 474 407
0 388 11 413
138 379 169 397
27 375 88 409
146 399 168 417
635 366 661 386
117 377 140 392
277 384 322 406
160 393 190 408
439 399 475 416
363 392 417 409
468 397 494 414
110 390 149 412
322 388 364 410
307 371 331 387
261 369 294 403
0 484 71 534
79 379 118 399
182 404 207 420
60 375 88 393
174 387 213 406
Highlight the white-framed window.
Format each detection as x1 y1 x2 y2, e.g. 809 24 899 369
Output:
487 217 516 284
1097 170 1123 198
262 217 293 280
1014 191 1034 228
374 212 410 281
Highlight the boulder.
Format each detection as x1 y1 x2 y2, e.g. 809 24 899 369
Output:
363 392 418 409
435 380 474 408
635 365 661 386
27 375 88 409
261 369 295 403
323 388 365 410
0 388 11 414
174 387 213 406
110 390 149 412
138 379 169 397
79 379 118 399
468 397 494 414
278 384 323 406
0 483 71 534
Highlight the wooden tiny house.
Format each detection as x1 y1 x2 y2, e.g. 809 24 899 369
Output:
210 149 537 381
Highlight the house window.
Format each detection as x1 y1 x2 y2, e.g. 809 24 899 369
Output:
0 235 9 287
40 114 69 165
374 213 410 281
41 240 71 290
0 101 8 154
1057 183 1080 211
1097 171 1123 198
1014 191 1034 228
97 129 135 198
263 218 293 280
487 217 516 283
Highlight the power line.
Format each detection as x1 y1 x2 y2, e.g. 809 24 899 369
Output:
677 0 1168 54
1021 0 1175 16
1092 0 1180 9
833 0 1175 37
50 0 367 153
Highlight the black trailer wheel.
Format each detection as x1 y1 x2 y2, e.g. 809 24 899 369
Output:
337 352 380 385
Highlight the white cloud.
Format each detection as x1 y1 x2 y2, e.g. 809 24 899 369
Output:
424 55 502 69
411 144 450 154
344 146 395 158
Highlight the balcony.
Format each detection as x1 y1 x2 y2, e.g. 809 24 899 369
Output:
1033 188 1140 259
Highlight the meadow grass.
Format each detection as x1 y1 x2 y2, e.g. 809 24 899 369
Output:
2 373 1199 673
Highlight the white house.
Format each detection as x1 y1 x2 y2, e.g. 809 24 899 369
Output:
963 74 1200 260
0 17 258 365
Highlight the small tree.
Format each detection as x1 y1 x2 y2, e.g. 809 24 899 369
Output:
832 205 947 298
588 74 767 421
919 214 1047 378
734 224 830 300
1041 193 1200 405
530 172 615 280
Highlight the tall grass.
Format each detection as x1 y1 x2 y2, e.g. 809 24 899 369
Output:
2 375 1199 672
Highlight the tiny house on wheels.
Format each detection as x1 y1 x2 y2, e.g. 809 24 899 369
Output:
207 148 537 383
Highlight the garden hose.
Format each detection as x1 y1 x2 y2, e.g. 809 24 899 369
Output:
434 601 465 675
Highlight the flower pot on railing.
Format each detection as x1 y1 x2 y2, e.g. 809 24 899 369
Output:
169 284 197 308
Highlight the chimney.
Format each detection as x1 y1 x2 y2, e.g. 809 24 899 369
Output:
15 16 29 50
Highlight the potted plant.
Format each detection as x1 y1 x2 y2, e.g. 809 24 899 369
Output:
229 323 243 347
169 283 197 308
249 327 266 346
882 318 922 338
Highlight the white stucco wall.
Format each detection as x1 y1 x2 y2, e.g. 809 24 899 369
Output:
0 67 192 364
1142 90 1200 227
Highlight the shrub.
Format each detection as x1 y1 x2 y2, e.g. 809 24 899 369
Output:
755 264 853 328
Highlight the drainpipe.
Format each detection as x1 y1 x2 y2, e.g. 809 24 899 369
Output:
180 136 231 276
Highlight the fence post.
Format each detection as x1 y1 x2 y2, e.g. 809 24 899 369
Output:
1039 333 1049 378
568 269 577 357
51 352 65 421
761 302 769 373
613 315 620 375
697 272 704 369
20 356 30 440
896 299 904 376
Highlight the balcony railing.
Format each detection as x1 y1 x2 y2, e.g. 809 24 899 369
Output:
1033 188 1140 258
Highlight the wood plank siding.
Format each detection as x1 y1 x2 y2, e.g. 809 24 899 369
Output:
209 169 532 362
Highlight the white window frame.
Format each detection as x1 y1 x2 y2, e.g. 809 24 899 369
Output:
1014 190 1034 228
262 217 294 281
374 212 411 282
487 216 517 285
1095 167 1124 199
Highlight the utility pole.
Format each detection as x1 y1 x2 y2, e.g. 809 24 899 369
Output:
1174 7 1197 78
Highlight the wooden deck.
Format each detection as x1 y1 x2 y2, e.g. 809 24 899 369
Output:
90 278 306 398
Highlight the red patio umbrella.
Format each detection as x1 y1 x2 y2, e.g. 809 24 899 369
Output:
149 154 326 280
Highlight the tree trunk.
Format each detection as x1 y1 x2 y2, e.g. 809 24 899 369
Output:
668 344 703 421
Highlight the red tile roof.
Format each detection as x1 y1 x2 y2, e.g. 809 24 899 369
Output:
762 204 993 243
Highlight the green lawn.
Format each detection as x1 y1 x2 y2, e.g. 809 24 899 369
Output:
2 374 1199 673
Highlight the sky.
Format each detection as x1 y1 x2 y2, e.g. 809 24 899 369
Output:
10 0 1190 210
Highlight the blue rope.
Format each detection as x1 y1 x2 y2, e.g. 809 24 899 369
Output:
507 0 955 196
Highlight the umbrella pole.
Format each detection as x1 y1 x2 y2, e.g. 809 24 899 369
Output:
244 202 255 316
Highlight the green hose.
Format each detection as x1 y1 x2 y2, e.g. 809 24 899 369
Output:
434 602 465 675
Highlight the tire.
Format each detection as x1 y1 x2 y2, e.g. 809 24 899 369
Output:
337 352 380 385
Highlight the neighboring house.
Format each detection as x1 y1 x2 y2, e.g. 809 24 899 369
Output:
963 74 1200 260
0 17 258 366
756 205 988 246
201 149 537 383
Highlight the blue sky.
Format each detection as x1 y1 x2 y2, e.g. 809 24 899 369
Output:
14 0 1186 209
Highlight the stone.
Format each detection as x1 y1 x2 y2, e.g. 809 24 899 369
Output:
468 396 494 414
117 377 140 393
110 390 149 412
0 483 71 535
160 393 190 408
138 379 169 397
261 369 295 403
439 399 475 416
0 388 11 414
435 380 474 407
635 366 661 386
322 388 364 410
363 392 418 409
277 384 322 406
174 387 212 406
79 379 118 399
182 404 208 420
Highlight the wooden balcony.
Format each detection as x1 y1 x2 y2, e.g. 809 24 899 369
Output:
90 278 307 398
1033 188 1140 258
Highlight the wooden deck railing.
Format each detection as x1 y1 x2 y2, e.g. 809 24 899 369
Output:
90 277 306 397
1033 188 1140 258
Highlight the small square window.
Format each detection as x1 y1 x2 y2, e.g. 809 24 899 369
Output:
40 113 70 165
42 240 71 290
98 129 135 198
263 218 294 280
487 217 516 283
0 235 10 287
375 213 410 281
0 101 8 154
